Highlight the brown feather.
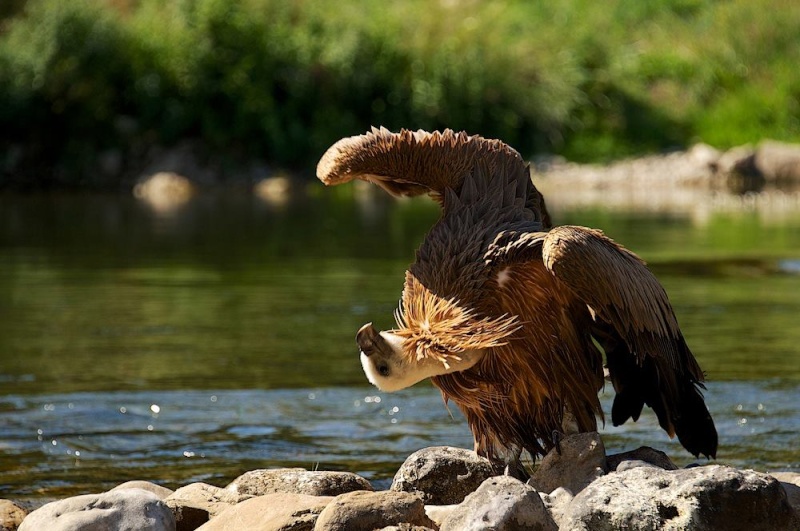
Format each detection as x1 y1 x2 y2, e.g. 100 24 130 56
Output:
316 127 551 228
318 128 717 463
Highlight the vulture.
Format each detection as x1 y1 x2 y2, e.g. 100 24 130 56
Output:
317 127 718 468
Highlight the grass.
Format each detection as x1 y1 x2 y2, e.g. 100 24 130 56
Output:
1 0 799 189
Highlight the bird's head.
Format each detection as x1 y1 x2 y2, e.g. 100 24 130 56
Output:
356 273 519 392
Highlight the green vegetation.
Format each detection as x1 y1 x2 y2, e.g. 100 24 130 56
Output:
1 0 799 188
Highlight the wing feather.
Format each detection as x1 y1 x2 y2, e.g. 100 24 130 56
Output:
316 127 551 227
542 225 717 458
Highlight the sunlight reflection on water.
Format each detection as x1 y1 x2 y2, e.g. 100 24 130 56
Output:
1 381 797 498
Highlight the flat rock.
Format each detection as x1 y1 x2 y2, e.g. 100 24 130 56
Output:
226 468 373 497
391 446 495 504
314 490 434 531
18 488 175 531
1 499 28 531
606 446 678 471
440 475 557 531
197 492 332 531
111 480 175 500
527 432 606 495
561 464 800 530
165 482 251 518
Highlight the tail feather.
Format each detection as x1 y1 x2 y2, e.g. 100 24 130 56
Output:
602 327 718 459
673 381 718 458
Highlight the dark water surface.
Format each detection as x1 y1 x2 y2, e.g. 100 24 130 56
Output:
1 190 799 498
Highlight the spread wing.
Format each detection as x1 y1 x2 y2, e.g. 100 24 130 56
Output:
317 127 551 227
541 225 717 458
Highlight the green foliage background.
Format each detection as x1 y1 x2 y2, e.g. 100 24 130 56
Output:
1 0 799 188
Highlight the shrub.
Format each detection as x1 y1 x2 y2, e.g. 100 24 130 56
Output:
0 0 798 188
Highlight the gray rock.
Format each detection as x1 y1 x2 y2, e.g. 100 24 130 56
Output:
18 488 175 531
615 459 664 473
1 499 28 531
314 490 434 531
440 476 558 531
111 480 175 500
606 446 678 471
527 432 606 495
561 464 799 530
226 468 373 497
197 492 332 531
165 482 251 518
769 472 800 515
391 446 495 504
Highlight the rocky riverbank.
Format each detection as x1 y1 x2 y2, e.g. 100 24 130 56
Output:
3 433 799 530
533 140 800 219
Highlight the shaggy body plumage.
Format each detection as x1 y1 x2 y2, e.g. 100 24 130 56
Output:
318 128 717 464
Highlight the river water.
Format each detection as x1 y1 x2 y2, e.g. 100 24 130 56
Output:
1 187 799 499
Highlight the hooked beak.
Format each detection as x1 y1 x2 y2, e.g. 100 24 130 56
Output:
356 322 390 357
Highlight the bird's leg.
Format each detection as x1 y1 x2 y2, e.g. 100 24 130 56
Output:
552 430 564 455
503 445 529 481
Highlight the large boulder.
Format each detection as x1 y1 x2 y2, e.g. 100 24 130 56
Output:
440 476 557 531
196 492 332 531
18 488 175 531
561 464 799 531
527 432 606 495
226 468 372 497
391 446 495 504
314 490 434 531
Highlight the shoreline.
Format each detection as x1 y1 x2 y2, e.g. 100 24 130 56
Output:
4 435 799 530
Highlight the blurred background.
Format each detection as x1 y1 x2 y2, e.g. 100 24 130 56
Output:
0 0 799 500
1 0 799 188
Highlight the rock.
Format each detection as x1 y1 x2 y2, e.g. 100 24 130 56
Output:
561 464 799 531
440 475 557 531
314 490 434 531
197 492 332 531
133 171 195 212
527 432 606 495
606 446 678 471
754 140 800 182
423 504 458 528
376 526 435 531
615 459 665 472
111 480 175 500
769 472 800 514
1 499 28 531
391 446 495 504
538 486 573 529
165 482 251 518
226 468 373 497
688 143 722 168
18 488 175 531
169 503 208 531
714 145 757 176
